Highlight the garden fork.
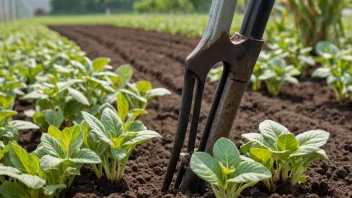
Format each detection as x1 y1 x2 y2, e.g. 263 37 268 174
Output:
162 0 275 193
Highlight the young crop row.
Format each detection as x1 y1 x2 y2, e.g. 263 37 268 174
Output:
27 14 243 38
0 22 170 197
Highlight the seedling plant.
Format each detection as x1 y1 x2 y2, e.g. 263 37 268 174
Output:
190 138 272 198
81 98 161 182
312 41 352 102
240 120 330 190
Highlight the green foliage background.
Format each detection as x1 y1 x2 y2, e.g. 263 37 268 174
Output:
50 0 213 14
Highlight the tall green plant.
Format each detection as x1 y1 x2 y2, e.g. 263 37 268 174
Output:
285 0 346 47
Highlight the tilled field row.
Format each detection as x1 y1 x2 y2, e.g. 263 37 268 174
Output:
49 25 352 198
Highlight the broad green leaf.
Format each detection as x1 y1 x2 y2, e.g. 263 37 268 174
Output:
44 184 66 196
126 121 146 132
99 103 116 114
33 112 48 130
115 64 133 88
81 112 110 144
240 141 257 156
40 155 66 171
315 41 339 57
41 133 65 158
0 95 14 109
122 130 161 147
111 148 127 161
315 149 329 160
57 79 84 92
0 182 30 198
68 87 90 106
228 161 272 183
0 166 45 189
259 120 290 147
312 68 331 78
23 110 36 118
9 143 41 175
135 81 152 95
277 134 299 152
45 111 64 129
48 125 61 140
240 155 255 162
296 130 329 147
92 57 110 72
70 148 101 164
102 108 123 138
213 138 240 169
120 89 147 103
190 152 222 185
0 110 17 121
8 120 39 131
22 91 46 100
249 148 273 169
117 92 129 122
285 76 299 86
241 133 263 142
59 125 83 156
1 125 19 141
289 145 320 157
31 144 46 158
146 88 171 100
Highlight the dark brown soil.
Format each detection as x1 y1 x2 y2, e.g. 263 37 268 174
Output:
17 25 351 198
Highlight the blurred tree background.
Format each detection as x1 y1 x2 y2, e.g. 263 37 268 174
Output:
50 0 213 14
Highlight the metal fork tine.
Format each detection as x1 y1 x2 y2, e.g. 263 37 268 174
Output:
198 65 229 151
187 79 205 153
173 78 204 189
162 71 196 192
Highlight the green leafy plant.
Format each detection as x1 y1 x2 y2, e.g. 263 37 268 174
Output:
0 107 39 160
241 120 330 190
258 57 300 96
315 41 352 67
284 0 346 47
23 60 134 130
81 104 161 182
0 143 46 198
190 138 272 198
312 59 352 102
31 125 101 197
312 41 352 102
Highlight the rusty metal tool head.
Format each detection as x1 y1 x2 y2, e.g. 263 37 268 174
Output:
162 0 275 193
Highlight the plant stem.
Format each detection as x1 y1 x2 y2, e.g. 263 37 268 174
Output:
92 164 102 178
234 182 257 197
282 162 289 182
111 159 117 181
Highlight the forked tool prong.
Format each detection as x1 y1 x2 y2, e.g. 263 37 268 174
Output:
162 71 195 192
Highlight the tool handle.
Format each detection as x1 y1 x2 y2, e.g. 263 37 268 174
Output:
240 0 275 39
199 0 238 46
